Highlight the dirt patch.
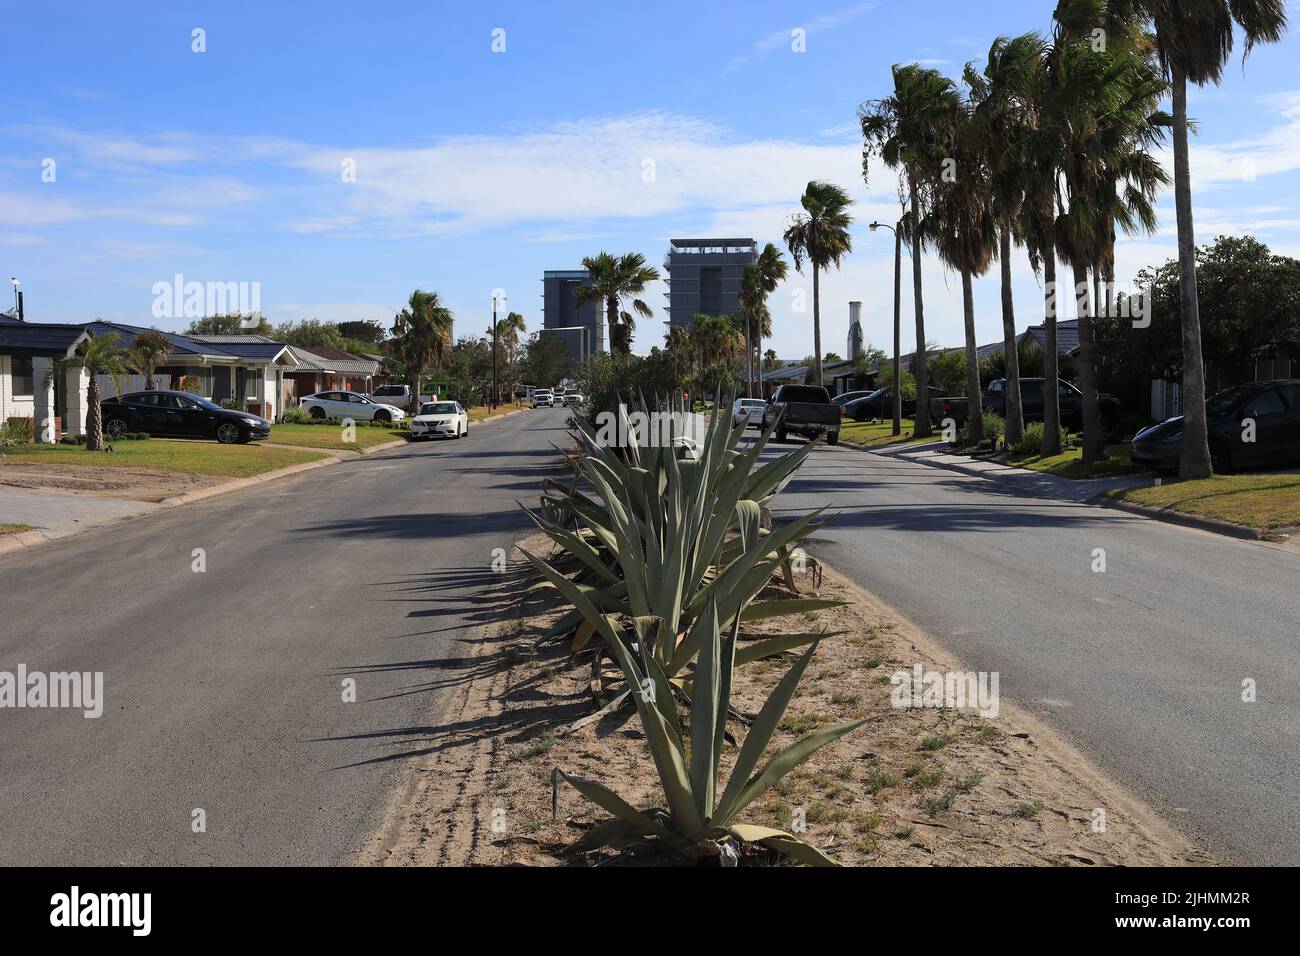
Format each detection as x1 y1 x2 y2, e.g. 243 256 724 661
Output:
362 533 1211 867
0 463 220 503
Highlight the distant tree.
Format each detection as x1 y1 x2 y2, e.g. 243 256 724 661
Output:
522 332 569 389
762 348 781 371
575 252 659 355
391 291 454 407
185 314 272 337
824 352 843 363
337 320 387 346
784 181 854 388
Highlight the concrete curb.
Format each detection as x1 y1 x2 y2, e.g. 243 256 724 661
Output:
158 457 338 507
0 528 51 558
1095 496 1269 541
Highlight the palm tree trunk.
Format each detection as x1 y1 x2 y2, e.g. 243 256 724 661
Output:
87 377 103 451
1171 66 1212 479
962 268 983 446
607 297 620 357
812 267 823 388
999 223 1023 446
909 176 930 437
1041 251 1062 456
1073 260 1103 464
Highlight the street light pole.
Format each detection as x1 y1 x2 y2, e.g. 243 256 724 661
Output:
870 222 904 436
490 291 504 411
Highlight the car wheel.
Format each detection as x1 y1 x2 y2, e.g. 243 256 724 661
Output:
374 410 391 423
309 406 325 419
105 418 129 439
1210 441 1233 475
216 423 242 445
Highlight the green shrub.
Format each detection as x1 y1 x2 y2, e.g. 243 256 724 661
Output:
218 399 244 411
1010 421 1045 457
1 417 33 447
280 406 316 424
958 410 1005 448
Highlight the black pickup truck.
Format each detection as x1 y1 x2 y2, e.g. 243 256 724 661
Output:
763 384 842 445
930 378 1120 432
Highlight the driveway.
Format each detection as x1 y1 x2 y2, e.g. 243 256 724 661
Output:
765 439 1300 865
0 487 159 538
0 408 567 865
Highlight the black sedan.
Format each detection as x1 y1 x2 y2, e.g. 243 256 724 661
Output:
1131 380 1300 473
101 391 272 444
844 386 944 422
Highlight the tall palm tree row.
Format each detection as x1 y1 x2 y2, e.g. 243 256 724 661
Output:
574 252 660 356
859 2 1284 467
861 65 962 438
783 182 854 389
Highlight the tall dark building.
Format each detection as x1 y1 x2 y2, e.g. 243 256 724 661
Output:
542 269 603 368
664 238 757 330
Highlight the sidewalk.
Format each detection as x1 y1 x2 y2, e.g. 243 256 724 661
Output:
870 440 1150 503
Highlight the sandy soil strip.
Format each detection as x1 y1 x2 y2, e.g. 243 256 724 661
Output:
361 534 1211 867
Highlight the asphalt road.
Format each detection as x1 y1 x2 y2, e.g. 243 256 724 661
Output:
0 408 567 865
767 438 1300 865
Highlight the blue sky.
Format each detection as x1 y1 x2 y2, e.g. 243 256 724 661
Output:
3 0 1299 358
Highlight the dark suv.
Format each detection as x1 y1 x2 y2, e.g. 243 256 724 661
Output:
1131 380 1300 473
100 391 272 444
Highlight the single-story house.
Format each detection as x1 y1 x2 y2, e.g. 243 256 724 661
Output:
282 346 381 406
0 318 299 440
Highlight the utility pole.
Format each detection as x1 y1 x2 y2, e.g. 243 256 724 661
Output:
490 290 505 411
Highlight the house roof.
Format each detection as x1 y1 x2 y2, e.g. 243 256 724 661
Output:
0 322 91 356
190 335 296 365
1023 319 1080 355
84 321 240 361
288 346 378 376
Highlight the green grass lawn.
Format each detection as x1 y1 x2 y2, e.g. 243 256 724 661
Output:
840 418 934 448
0 440 328 478
1107 474 1300 530
267 423 408 450
0 523 34 535
1008 443 1147 480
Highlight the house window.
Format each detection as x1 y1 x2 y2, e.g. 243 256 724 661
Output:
12 356 35 396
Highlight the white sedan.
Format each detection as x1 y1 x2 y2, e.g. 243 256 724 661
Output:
410 401 469 440
732 397 767 428
301 390 406 423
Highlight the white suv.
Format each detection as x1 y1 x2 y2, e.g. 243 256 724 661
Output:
301 390 406 422
533 390 554 408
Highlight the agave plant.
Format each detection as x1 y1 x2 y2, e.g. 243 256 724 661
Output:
519 395 840 677
557 599 868 865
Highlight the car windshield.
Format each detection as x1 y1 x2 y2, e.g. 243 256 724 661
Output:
421 403 457 415
781 386 831 403
177 392 221 411
1206 385 1255 416
739 400 764 407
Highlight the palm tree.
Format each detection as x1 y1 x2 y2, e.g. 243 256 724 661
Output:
737 243 788 397
1050 6 1170 464
124 329 173 391
861 65 962 437
1112 0 1288 477
783 183 853 389
45 332 128 451
574 252 660 355
965 34 1044 448
665 325 696 387
689 314 743 378
392 290 453 408
924 100 997 446
493 311 527 402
